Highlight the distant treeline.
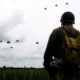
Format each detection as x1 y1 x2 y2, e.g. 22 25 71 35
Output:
1 65 44 69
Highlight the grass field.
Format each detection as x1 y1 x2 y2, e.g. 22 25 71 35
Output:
0 68 49 80
0 67 80 80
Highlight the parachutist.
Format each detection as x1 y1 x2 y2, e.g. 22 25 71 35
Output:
36 42 39 44
0 41 2 42
10 47 13 48
7 41 11 44
44 8 47 10
55 4 58 7
65 2 69 5
16 40 19 42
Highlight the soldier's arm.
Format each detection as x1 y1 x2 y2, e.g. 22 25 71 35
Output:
43 28 64 69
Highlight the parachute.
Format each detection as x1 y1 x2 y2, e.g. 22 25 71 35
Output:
36 42 39 44
16 40 19 42
0 40 2 42
55 4 58 7
65 2 69 5
44 8 47 10
10 46 13 48
7 41 11 44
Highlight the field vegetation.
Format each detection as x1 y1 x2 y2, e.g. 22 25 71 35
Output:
0 67 49 80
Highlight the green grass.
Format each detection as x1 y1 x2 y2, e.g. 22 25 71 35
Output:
0 68 49 80
0 67 80 80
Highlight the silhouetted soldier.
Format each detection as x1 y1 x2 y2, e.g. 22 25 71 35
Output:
43 12 80 80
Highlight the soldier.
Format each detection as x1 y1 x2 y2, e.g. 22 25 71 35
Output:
43 12 80 80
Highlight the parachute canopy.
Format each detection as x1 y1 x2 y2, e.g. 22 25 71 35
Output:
10 46 13 48
0 40 2 42
65 2 69 5
36 42 39 44
16 40 19 42
7 41 11 44
55 4 58 7
44 8 47 10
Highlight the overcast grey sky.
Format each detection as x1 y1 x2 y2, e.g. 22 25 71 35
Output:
0 0 80 68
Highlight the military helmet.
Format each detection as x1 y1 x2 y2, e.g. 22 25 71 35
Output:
60 12 75 24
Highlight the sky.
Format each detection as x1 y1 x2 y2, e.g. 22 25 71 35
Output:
0 0 80 68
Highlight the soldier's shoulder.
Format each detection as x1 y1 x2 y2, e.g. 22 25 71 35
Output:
51 27 63 34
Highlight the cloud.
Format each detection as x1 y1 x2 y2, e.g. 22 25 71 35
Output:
0 0 24 41
0 45 44 67
0 10 23 41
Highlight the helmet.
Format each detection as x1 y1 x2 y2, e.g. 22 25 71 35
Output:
60 12 75 24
